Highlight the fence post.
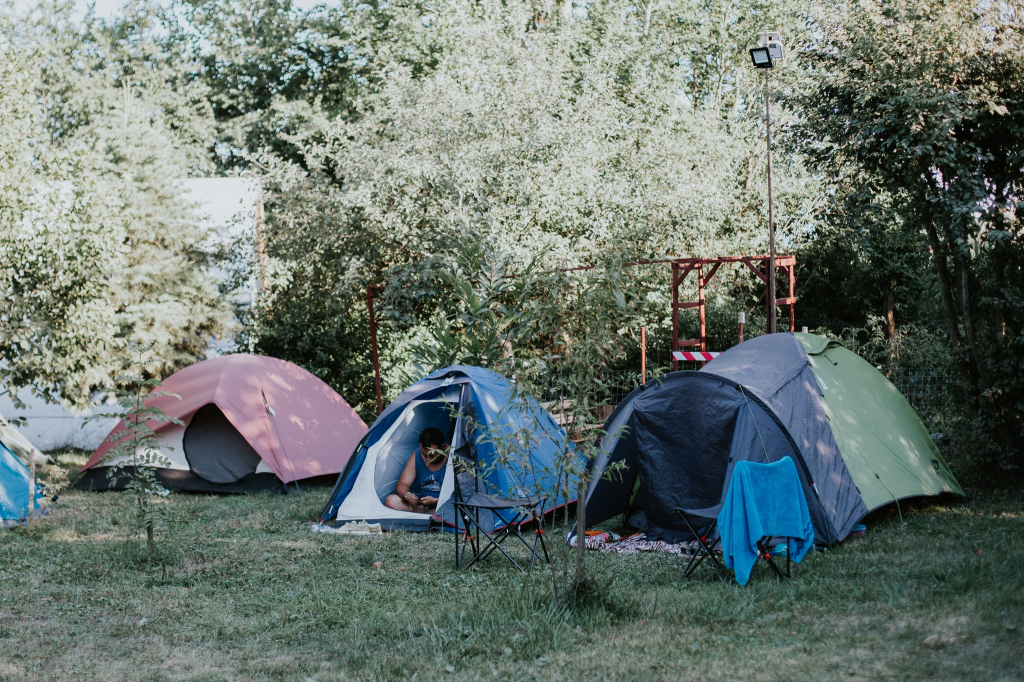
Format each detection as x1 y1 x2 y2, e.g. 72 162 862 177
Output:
640 326 646 385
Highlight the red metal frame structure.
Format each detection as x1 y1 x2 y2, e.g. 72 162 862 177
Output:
671 255 796 371
365 254 797 414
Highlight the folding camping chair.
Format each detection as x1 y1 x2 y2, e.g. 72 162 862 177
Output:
675 506 793 583
675 506 728 581
690 457 812 585
453 475 550 572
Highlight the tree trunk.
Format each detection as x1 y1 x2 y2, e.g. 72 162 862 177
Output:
642 0 655 35
959 265 991 395
882 275 896 339
146 522 154 564
924 221 975 400
561 0 573 24
574 472 587 588
27 455 35 524
993 246 1008 344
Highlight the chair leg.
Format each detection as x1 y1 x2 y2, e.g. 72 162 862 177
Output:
455 504 481 570
470 529 524 571
521 519 548 571
460 511 525 572
534 525 550 567
678 512 727 581
454 504 550 572
504 512 543 557
757 538 787 581
491 509 546 569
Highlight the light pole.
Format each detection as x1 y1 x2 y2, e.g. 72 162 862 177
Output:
749 32 785 334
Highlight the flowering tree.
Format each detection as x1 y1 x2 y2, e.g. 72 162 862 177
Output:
247 0 801 410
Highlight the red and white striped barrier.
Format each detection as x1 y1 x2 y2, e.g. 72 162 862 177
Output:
672 351 720 362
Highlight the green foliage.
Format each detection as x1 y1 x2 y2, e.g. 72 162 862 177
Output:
406 237 549 377
89 348 183 563
409 236 637 603
0 15 123 407
0 0 232 407
789 0 1024 476
166 0 446 167
235 0 817 412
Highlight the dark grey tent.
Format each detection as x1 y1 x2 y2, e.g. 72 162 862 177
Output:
583 333 962 545
583 371 845 545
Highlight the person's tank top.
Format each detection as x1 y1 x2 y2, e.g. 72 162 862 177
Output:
411 448 445 497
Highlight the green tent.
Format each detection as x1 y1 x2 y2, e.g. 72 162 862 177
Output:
583 332 963 543
794 333 963 509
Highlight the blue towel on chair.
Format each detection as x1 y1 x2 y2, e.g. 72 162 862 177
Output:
717 457 814 585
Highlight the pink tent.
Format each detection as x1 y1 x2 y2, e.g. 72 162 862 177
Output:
79 355 368 493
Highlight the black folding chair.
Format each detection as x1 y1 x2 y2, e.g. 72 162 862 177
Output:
676 507 797 583
675 507 728 581
453 481 550 571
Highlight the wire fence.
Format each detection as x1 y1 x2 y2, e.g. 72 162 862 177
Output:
534 363 709 422
534 364 959 423
887 368 959 415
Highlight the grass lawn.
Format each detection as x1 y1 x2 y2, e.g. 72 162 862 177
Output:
1 459 1022 681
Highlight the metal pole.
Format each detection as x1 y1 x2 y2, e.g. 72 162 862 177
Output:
671 262 679 372
788 264 795 331
766 69 777 335
640 326 646 384
697 263 707 368
367 285 383 415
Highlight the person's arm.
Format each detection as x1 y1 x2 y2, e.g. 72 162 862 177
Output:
395 454 419 506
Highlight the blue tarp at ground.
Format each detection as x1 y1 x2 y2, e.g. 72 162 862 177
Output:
1 440 38 524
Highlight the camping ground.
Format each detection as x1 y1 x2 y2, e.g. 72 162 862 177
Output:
0 454 1021 681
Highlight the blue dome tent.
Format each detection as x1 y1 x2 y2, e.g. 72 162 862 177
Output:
320 366 578 531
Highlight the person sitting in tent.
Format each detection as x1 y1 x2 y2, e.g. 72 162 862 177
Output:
384 428 449 514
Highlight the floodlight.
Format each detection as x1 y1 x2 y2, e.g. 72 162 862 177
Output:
750 47 773 69
758 31 786 65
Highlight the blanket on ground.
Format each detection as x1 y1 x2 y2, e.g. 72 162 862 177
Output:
574 532 699 557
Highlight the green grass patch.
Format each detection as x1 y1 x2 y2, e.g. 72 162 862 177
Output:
1 485 1021 681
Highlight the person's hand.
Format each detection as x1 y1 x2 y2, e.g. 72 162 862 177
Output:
404 492 420 508
420 496 438 507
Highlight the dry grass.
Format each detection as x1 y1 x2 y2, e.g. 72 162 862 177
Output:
1 458 1021 681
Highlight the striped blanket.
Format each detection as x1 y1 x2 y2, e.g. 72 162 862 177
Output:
575 532 698 557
